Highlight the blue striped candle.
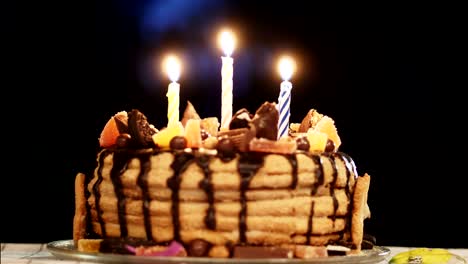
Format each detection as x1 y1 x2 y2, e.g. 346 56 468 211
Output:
278 81 292 138
277 56 295 139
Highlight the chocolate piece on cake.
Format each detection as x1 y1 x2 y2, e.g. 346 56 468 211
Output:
127 109 158 148
229 108 252 130
251 102 279 140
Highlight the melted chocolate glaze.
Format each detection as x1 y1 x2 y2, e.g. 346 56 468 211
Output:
110 151 131 237
196 154 216 230
286 154 298 189
136 154 153 240
306 201 315 244
90 148 358 248
237 152 265 244
167 152 195 242
310 154 324 195
93 150 109 237
329 155 339 224
334 153 355 242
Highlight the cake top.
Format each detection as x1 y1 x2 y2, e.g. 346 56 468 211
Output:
98 101 341 156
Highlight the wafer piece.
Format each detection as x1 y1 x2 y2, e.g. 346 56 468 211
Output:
73 173 87 242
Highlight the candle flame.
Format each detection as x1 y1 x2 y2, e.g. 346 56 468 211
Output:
163 55 181 82
218 29 236 57
278 56 295 81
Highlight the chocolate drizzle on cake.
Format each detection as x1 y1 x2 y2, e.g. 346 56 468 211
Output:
329 155 339 224
93 150 109 237
306 201 315 244
310 154 324 195
110 151 131 237
197 154 216 230
334 153 355 242
136 154 153 240
286 154 298 189
237 152 265 244
167 152 195 242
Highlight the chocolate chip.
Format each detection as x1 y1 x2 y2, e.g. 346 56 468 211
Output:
116 133 131 148
325 139 335 153
188 239 210 257
200 129 210 140
216 137 236 160
296 136 310 151
170 136 188 150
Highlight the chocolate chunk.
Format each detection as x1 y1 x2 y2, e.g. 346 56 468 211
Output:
114 114 129 134
216 137 236 160
229 108 252 130
296 136 310 151
217 126 256 152
188 239 211 257
324 139 335 153
233 246 293 259
251 102 279 140
116 133 131 148
170 136 187 150
200 129 210 140
127 109 157 148
362 234 376 249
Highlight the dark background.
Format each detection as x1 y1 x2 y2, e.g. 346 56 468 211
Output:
4 1 466 248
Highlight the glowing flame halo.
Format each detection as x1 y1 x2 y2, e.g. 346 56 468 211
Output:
163 55 181 82
218 29 236 57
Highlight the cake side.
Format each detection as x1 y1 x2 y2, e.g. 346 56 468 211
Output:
73 102 371 259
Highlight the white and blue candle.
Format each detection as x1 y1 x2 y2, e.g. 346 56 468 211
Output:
277 56 295 139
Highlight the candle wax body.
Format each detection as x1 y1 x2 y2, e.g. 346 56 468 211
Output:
166 82 180 127
278 81 292 139
221 56 233 130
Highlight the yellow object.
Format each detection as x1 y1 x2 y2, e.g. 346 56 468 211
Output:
152 122 184 148
306 130 328 152
166 82 180 127
184 119 202 148
314 116 341 150
390 248 453 264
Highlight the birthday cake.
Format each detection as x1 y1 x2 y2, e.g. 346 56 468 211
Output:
73 101 371 259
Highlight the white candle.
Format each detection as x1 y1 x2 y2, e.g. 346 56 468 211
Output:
164 55 181 127
277 56 295 139
218 30 236 130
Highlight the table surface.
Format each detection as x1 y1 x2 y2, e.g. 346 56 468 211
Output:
1 243 467 263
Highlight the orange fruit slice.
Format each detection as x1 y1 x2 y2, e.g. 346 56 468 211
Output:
99 111 127 148
184 119 202 148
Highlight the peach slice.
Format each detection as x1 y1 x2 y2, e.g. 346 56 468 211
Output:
314 116 341 150
99 111 127 148
306 130 328 152
184 119 202 148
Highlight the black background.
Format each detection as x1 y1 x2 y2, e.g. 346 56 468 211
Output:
4 1 466 248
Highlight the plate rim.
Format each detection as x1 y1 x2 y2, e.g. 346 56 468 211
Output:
47 239 391 264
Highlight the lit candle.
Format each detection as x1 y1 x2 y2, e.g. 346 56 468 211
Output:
277 56 295 139
163 55 181 127
218 29 236 130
